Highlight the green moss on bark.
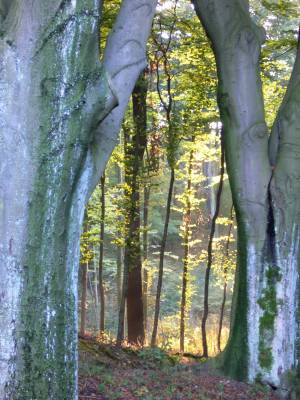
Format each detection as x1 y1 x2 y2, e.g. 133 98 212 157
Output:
221 219 249 381
6 1 115 398
257 265 281 371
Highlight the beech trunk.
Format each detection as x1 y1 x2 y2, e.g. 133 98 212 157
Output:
0 0 157 397
193 0 300 392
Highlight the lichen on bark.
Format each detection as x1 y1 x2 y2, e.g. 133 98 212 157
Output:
3 1 116 398
257 265 282 371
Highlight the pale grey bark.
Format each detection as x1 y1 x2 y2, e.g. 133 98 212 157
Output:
193 0 300 392
89 0 158 193
267 35 300 391
0 0 157 398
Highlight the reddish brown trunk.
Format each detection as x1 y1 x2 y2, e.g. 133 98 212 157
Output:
122 71 148 345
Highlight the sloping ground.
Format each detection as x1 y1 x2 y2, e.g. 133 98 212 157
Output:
78 336 279 400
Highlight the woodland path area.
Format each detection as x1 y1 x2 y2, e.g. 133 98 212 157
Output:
78 337 280 400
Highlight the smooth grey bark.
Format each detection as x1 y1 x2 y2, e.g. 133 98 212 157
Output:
90 0 158 192
0 0 157 398
0 2 116 398
193 0 300 392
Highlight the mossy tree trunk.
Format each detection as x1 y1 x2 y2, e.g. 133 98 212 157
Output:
193 0 300 391
0 0 157 398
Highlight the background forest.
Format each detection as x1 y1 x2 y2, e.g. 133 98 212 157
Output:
2 0 300 398
78 0 298 356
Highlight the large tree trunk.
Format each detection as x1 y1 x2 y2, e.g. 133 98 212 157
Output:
193 0 300 391
125 71 148 345
0 0 157 397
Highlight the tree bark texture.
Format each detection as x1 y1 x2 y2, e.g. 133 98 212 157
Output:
193 0 300 391
125 71 148 345
0 0 157 397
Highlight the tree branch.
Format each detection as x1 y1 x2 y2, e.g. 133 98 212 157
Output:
87 0 158 194
269 26 300 166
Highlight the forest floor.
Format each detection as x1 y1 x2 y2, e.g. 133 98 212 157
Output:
78 335 280 400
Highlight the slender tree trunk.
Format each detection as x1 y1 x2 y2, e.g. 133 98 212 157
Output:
116 163 124 309
218 282 227 352
0 0 157 396
80 261 89 337
143 184 151 335
151 10 178 347
217 205 234 353
193 0 300 389
117 247 123 308
180 149 194 353
151 168 175 346
201 130 225 357
99 174 105 333
80 213 89 337
117 255 128 345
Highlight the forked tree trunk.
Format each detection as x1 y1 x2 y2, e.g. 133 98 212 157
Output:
193 0 300 391
0 0 157 397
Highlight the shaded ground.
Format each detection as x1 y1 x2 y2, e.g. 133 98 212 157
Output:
78 336 279 400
